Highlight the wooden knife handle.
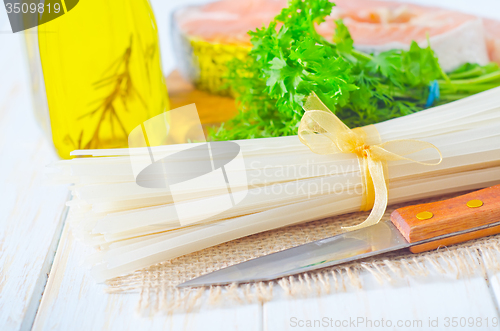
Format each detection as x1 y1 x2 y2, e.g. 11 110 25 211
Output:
390 184 500 253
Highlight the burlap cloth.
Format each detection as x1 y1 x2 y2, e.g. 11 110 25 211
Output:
106 191 500 313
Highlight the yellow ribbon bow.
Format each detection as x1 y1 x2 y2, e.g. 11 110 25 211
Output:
298 92 443 231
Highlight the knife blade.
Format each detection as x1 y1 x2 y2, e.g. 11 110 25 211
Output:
178 184 500 288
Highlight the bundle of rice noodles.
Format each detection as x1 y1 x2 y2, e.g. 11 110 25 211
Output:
172 0 500 94
51 87 500 281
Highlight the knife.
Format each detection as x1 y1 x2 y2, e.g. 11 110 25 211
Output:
178 184 500 288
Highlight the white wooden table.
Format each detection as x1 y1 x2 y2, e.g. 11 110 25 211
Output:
2 1 500 330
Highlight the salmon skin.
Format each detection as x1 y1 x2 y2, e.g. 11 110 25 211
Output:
172 0 500 93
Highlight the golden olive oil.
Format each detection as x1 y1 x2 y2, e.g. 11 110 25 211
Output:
37 0 169 158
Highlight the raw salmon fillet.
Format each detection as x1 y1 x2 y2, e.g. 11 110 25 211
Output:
320 0 479 45
317 0 492 71
175 0 286 45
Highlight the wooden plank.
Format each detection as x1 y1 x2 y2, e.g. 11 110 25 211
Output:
32 222 263 331
479 260 500 324
0 33 70 331
264 269 500 331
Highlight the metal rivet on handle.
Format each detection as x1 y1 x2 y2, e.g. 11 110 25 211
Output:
416 211 433 220
467 199 484 208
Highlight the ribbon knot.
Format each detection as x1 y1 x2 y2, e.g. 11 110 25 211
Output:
354 145 370 157
298 92 442 231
